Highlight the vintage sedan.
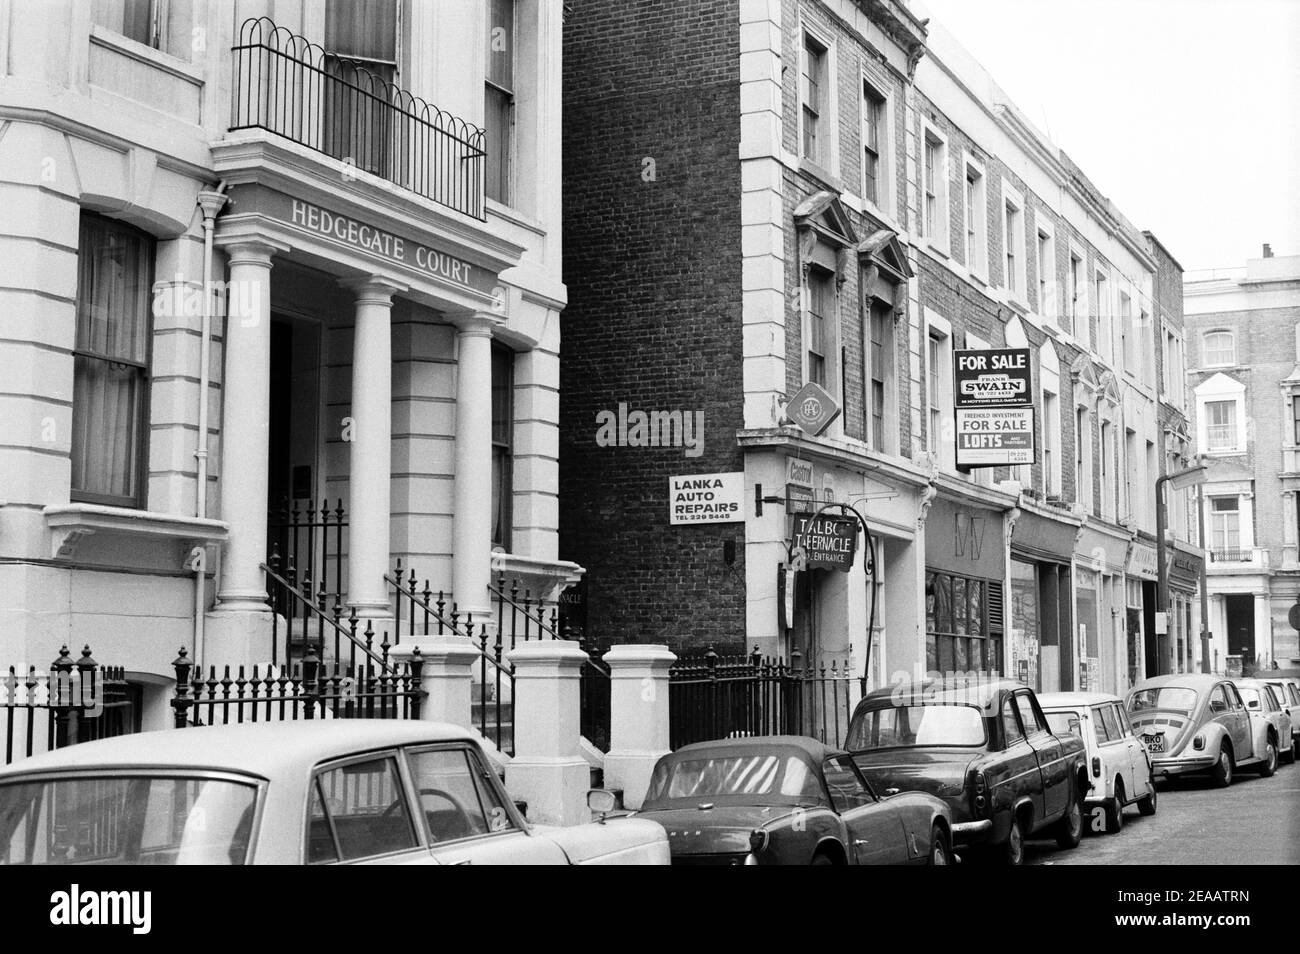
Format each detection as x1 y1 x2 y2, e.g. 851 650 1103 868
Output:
1261 677 1300 762
0 721 670 865
1038 691 1157 833
1232 678 1289 776
1127 673 1268 786
634 736 954 865
848 679 1088 865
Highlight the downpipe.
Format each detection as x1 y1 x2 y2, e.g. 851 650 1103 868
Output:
192 183 229 672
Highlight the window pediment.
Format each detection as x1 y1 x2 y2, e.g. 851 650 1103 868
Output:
858 227 913 283
794 190 858 250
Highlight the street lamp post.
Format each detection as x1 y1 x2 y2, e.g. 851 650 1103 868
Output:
1155 464 1207 675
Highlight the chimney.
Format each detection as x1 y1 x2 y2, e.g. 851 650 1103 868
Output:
1263 243 1273 258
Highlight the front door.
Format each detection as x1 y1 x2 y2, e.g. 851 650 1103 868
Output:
266 316 324 575
1225 595 1255 667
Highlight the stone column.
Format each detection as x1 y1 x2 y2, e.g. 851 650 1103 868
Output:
343 277 405 619
389 635 481 728
451 312 500 620
213 240 278 612
504 639 590 826
602 644 676 810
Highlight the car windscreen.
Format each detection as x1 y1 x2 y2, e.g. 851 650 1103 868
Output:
1044 710 1082 738
642 754 821 805
0 775 258 865
1128 687 1198 715
847 704 987 750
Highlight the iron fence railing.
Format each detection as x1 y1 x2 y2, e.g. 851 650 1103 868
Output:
230 17 486 218
668 648 863 751
169 645 423 728
3 646 134 765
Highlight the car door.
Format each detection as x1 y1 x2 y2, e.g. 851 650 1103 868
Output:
1220 683 1254 758
1114 702 1151 796
405 744 568 865
306 751 432 865
822 754 911 865
998 694 1045 824
1015 691 1067 821
1093 704 1131 800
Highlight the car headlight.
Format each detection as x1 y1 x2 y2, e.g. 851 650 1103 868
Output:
1192 732 1205 751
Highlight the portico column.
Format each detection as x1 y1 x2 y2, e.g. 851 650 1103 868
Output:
452 312 501 619
215 240 279 611
344 277 406 617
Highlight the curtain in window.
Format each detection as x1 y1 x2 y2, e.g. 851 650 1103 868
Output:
485 0 515 203
491 346 513 548
325 0 397 62
72 216 151 503
323 0 398 176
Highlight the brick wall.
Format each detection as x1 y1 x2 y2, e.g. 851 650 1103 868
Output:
560 0 746 653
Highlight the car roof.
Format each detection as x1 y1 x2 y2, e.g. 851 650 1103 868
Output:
671 735 846 762
1231 678 1270 690
0 720 479 780
1130 673 1224 691
1037 691 1122 708
859 677 1024 710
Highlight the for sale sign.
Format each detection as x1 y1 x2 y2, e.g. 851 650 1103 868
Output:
955 407 1034 467
954 348 1032 407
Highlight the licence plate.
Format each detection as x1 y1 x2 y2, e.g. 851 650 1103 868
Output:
1142 734 1165 753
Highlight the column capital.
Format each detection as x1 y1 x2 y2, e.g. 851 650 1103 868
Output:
215 236 288 267
449 310 504 337
340 275 408 304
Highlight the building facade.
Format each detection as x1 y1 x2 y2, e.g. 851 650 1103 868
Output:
0 0 572 729
1185 249 1300 670
560 0 1183 698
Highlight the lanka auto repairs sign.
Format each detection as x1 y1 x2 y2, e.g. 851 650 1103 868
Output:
954 348 1035 468
669 472 744 525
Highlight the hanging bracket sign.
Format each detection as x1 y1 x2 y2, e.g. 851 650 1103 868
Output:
790 515 857 572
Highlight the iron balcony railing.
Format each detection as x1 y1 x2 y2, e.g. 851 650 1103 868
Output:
230 17 486 219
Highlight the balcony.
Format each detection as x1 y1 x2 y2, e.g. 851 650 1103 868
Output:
1207 546 1269 572
229 17 485 219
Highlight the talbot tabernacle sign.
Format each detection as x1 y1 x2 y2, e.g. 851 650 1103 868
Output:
954 348 1036 468
669 472 744 525
791 516 857 571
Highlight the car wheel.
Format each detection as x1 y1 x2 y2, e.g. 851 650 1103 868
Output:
928 825 951 866
1292 737 1300 764
1054 790 1084 850
1259 739 1278 777
810 850 836 865
1284 738 1297 765
1001 816 1026 866
1137 775 1157 816
1210 744 1234 787
1104 779 1124 834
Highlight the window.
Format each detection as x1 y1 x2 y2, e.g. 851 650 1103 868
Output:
309 756 418 863
407 747 516 842
92 0 193 60
1075 406 1089 502
1014 692 1045 736
1202 330 1235 367
1036 228 1054 318
867 301 890 449
1124 428 1138 522
485 0 515 204
964 163 986 276
924 570 1002 676
1209 497 1241 560
1119 293 1132 371
823 757 874 810
806 268 833 388
1002 698 1024 744
1067 252 1083 338
1204 400 1237 452
861 82 886 206
927 331 943 453
1093 271 1109 360
1003 199 1023 295
922 132 947 245
801 33 827 163
1294 395 1300 445
491 344 514 548
324 0 400 176
1043 388 1060 495
72 214 154 508
1100 420 1113 518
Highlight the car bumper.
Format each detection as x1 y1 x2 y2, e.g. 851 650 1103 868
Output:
1151 755 1216 777
950 819 993 845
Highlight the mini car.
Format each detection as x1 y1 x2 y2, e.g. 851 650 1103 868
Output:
1127 673 1270 786
847 678 1088 865
1260 677 1300 762
1038 691 1157 834
1232 678 1290 775
0 721 670 865
634 736 954 865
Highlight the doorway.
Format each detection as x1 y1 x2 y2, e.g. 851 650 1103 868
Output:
1225 594 1255 663
266 316 323 562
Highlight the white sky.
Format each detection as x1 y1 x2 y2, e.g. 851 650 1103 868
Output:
913 0 1300 271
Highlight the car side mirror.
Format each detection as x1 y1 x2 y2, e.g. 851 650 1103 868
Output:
587 788 618 823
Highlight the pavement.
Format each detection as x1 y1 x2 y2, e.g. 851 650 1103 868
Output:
1019 757 1300 865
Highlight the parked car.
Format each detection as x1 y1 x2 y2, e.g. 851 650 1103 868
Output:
1038 691 1157 833
847 678 1088 865
1260 677 1300 761
0 721 670 865
634 736 954 865
1232 678 1290 773
1127 673 1270 786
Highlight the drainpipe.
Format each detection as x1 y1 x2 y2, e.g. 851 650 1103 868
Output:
192 184 229 672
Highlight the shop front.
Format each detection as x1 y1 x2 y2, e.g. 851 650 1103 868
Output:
1126 536 1158 686
1009 504 1081 692
1074 522 1131 694
924 491 1012 679
1169 544 1204 673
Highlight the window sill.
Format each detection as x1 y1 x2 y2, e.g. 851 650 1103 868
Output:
89 24 203 85
797 157 843 194
44 504 227 560
924 238 951 260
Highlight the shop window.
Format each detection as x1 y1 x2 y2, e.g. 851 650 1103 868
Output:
72 214 154 509
485 0 516 204
491 345 514 549
925 570 1001 677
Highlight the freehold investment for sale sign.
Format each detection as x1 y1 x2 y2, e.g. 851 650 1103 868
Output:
953 348 1036 468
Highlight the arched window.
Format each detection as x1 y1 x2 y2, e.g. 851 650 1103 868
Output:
1202 330 1235 367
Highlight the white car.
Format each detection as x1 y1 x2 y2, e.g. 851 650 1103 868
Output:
1232 679 1290 775
0 721 670 865
1261 677 1300 762
1039 692 1157 834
